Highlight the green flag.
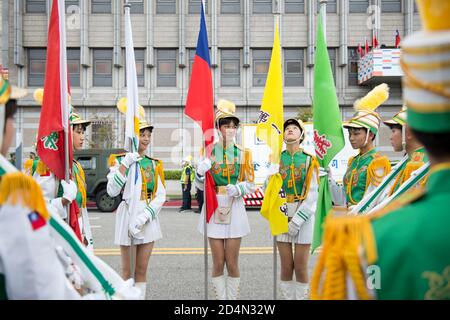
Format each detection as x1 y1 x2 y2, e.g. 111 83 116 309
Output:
311 13 345 252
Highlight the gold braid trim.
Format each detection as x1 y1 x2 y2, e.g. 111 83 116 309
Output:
238 149 254 183
73 161 87 208
366 156 391 189
151 160 166 201
403 161 424 183
0 172 50 220
311 214 377 300
297 156 320 201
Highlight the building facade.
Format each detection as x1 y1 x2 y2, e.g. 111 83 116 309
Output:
2 0 422 169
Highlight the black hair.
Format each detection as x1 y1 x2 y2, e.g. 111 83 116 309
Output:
347 127 376 141
386 123 403 131
140 127 153 134
411 129 450 157
4 99 17 133
72 123 88 132
218 117 239 128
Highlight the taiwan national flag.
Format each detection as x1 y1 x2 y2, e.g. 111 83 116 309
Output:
185 1 218 223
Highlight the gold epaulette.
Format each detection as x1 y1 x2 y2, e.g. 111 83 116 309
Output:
35 160 50 176
0 172 50 220
366 155 391 188
108 153 126 167
347 156 356 168
403 161 425 182
237 148 254 183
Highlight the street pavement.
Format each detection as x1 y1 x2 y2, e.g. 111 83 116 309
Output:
89 206 318 300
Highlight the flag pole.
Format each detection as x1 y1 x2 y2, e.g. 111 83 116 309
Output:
203 141 208 300
124 0 137 284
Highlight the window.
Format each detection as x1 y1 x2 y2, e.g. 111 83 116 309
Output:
91 0 111 14
349 0 369 13
67 48 80 87
253 0 272 14
348 47 359 86
90 120 115 149
93 49 113 87
130 0 144 14
124 48 145 87
284 49 304 87
328 48 336 84
77 157 97 170
221 0 241 14
28 48 46 86
221 49 240 87
252 49 271 87
189 0 209 14
156 0 176 14
189 49 196 80
157 49 177 87
65 1 79 12
285 0 304 14
26 0 46 13
316 0 337 13
381 0 401 13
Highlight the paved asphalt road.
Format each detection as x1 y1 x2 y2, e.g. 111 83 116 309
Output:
89 206 319 300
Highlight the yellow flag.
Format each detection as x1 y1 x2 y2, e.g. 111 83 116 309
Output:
256 23 288 236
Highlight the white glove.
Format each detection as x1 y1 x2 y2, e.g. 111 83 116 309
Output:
121 152 140 169
288 219 301 237
267 163 280 177
319 166 330 178
128 211 149 239
61 179 77 202
226 184 241 197
196 158 212 176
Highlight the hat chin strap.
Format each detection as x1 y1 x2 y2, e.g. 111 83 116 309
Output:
363 128 370 147
401 126 406 151
0 106 5 151
284 131 304 145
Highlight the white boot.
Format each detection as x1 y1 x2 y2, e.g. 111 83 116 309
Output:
294 282 309 300
226 276 240 300
279 280 295 300
211 275 227 300
134 282 147 300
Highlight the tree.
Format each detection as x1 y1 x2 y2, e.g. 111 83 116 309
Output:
297 106 313 122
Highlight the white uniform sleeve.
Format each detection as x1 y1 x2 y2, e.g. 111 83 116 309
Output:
145 177 166 221
291 170 319 228
194 170 205 191
0 204 81 300
106 160 126 197
32 172 68 219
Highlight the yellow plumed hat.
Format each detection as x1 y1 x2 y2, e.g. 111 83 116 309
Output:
343 83 390 135
116 97 146 120
215 99 240 124
383 105 407 127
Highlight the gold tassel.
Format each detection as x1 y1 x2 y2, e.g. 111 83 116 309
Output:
0 172 50 220
310 214 377 300
108 154 118 167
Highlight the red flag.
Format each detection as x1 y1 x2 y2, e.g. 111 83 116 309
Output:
395 30 401 48
37 0 71 181
185 3 217 222
372 34 378 49
365 38 370 55
36 0 82 241
357 43 364 58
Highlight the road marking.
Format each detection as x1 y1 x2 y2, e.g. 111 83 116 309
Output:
94 246 274 256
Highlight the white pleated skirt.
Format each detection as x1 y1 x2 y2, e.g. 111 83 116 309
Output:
197 194 250 239
277 202 314 244
114 200 163 246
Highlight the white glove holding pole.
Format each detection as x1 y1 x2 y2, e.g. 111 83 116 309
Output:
121 152 140 169
288 213 304 237
196 158 212 176
266 163 280 177
226 184 241 197
128 212 148 239
61 180 77 202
